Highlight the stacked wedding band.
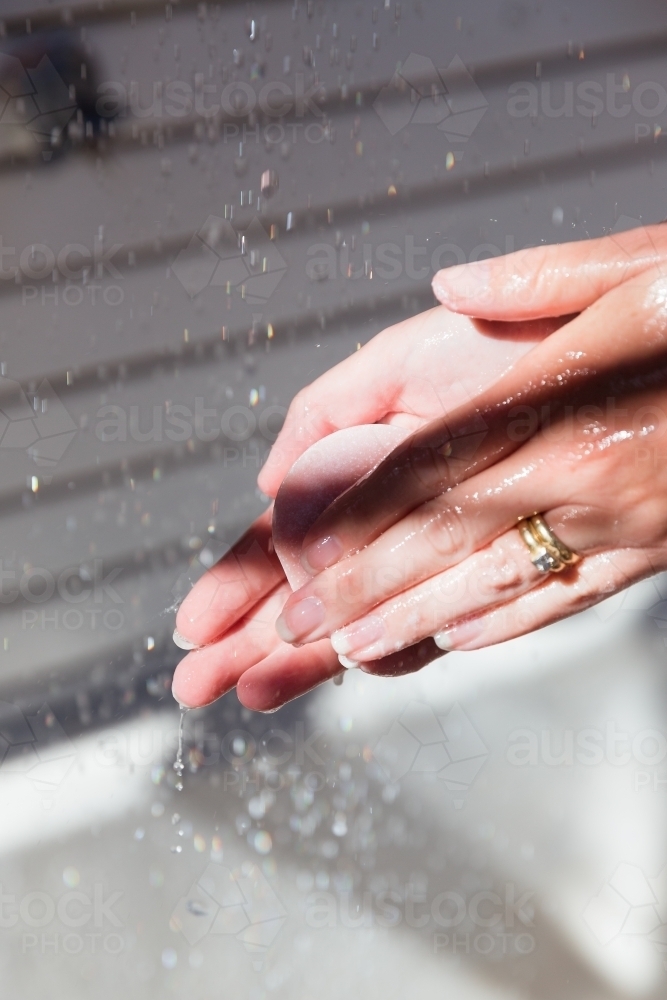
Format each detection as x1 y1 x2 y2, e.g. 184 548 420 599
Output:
517 514 581 573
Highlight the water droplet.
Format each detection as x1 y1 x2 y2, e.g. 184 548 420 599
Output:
260 169 279 197
149 867 164 888
62 867 79 888
162 947 178 969
332 813 347 836
187 900 209 917
151 764 166 785
248 796 266 820
253 830 273 854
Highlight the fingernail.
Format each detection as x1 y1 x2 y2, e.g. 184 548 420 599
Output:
173 628 199 651
275 595 326 643
171 683 195 709
330 616 385 656
301 535 343 574
338 654 359 670
432 261 491 304
434 618 482 651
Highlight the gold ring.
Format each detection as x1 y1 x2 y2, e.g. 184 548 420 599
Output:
517 514 581 573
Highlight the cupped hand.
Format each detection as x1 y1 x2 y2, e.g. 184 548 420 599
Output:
257 304 557 497
275 232 667 665
172 307 542 710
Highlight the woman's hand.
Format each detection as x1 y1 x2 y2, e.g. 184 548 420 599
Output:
172 308 541 710
257 305 555 497
274 230 667 665
171 508 442 710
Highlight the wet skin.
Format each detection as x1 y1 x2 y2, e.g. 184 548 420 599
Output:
174 224 667 709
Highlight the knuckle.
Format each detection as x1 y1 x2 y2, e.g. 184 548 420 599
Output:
509 246 552 306
288 389 312 426
572 552 628 609
289 387 308 412
563 582 597 615
479 539 527 599
419 502 467 560
289 388 326 433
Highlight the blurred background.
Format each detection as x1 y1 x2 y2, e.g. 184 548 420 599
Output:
0 0 666 996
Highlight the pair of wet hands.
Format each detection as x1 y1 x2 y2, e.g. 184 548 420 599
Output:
170 221 667 711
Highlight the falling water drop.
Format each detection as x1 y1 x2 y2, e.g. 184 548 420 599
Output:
261 169 279 197
173 705 188 791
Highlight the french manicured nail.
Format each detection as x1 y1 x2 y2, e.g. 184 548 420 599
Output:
173 628 199 651
434 618 482 651
330 616 385 657
171 683 195 709
432 260 491 303
275 596 326 643
301 534 343 574
338 654 359 670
